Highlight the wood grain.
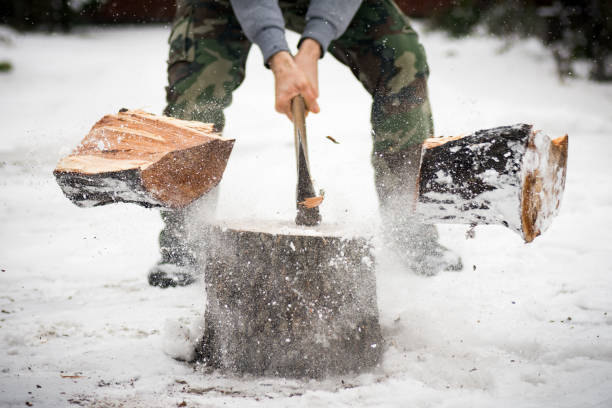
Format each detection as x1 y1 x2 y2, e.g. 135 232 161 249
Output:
54 109 234 208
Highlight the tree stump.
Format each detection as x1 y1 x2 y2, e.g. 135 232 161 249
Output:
196 220 383 378
416 124 568 242
54 109 234 209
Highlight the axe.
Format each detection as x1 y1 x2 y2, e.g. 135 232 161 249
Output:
291 96 321 226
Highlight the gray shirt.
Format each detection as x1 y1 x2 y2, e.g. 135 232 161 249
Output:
229 0 363 64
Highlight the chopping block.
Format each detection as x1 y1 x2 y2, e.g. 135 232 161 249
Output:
194 97 382 377
195 220 383 378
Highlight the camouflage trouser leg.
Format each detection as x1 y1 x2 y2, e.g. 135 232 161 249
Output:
158 0 441 267
164 0 251 129
328 0 443 269
281 0 434 152
328 0 434 192
159 0 251 265
159 209 197 266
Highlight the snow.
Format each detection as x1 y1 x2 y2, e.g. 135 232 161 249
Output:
1 24 612 407
215 219 373 238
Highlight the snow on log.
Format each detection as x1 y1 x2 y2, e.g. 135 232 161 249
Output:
53 109 234 209
416 124 568 243
196 220 383 378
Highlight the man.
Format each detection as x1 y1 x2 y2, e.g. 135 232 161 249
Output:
148 0 462 288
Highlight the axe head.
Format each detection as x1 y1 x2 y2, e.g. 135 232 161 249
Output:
292 96 321 226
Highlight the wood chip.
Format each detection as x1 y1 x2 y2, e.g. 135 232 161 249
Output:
326 136 340 144
299 196 324 208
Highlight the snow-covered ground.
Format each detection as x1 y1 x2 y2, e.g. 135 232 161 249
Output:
1 24 611 407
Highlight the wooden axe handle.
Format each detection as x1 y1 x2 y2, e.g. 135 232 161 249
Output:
291 96 321 226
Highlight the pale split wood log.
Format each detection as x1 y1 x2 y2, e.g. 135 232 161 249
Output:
196 220 383 378
416 124 568 242
53 109 234 209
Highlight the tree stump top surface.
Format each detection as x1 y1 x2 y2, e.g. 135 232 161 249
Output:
212 219 374 240
55 109 232 175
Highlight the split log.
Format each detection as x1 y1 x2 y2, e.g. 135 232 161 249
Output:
54 109 234 209
416 124 568 242
196 220 383 378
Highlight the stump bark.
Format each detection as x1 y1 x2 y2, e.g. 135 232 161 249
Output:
196 221 383 378
416 124 568 242
54 109 234 209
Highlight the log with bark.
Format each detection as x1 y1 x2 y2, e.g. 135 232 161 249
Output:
54 109 234 209
415 124 568 242
196 220 383 378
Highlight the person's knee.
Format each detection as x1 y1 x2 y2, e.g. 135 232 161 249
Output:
164 42 244 129
371 96 433 158
370 34 433 153
165 66 228 130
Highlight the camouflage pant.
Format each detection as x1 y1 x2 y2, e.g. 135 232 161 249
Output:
165 0 433 148
160 0 436 264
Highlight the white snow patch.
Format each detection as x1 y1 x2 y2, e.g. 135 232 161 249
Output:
161 319 197 362
435 169 453 185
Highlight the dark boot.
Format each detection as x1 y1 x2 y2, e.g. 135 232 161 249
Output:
374 145 462 276
148 263 196 288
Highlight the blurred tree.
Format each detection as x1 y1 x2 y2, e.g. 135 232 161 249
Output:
0 0 176 30
428 0 485 36
0 61 12 72
1 0 608 80
1 0 74 32
83 0 175 24
394 0 457 17
429 0 612 81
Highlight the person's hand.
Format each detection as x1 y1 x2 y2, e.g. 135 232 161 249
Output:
269 48 320 121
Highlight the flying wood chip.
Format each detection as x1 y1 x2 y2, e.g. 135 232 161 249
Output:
326 136 340 144
299 196 324 208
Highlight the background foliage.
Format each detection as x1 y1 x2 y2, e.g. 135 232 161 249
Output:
428 0 612 81
1 0 610 81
